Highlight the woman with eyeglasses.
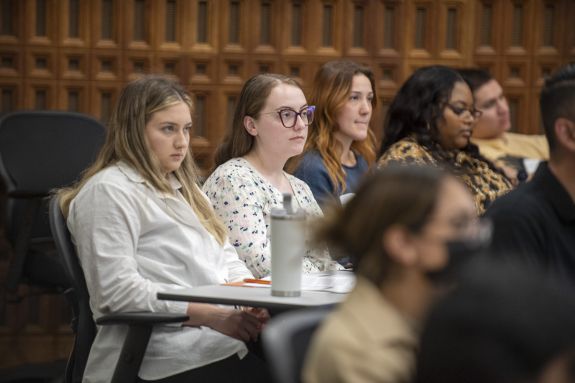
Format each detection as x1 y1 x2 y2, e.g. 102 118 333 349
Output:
377 66 512 214
287 60 377 208
203 73 341 279
303 165 485 383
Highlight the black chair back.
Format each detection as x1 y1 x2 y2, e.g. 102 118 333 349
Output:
0 111 105 293
49 196 96 383
263 307 332 383
49 195 189 383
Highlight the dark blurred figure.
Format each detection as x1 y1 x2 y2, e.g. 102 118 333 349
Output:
416 259 575 383
0 179 8 258
486 64 575 282
303 165 484 383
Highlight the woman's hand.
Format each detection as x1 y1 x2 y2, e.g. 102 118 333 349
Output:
209 308 263 342
184 303 269 342
242 307 270 326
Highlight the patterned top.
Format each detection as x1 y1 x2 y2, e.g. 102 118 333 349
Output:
202 157 341 278
377 137 512 215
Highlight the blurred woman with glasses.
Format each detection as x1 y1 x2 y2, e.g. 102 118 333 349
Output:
377 65 512 214
203 73 341 279
303 165 485 383
287 60 377 208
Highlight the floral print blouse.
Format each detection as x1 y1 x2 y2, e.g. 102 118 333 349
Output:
377 137 512 215
202 157 341 279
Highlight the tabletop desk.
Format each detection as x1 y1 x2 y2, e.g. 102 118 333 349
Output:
157 272 354 311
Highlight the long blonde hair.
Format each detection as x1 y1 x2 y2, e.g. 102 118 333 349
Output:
287 60 377 192
58 75 228 245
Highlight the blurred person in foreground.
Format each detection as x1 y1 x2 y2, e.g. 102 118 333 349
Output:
416 258 575 383
303 165 489 383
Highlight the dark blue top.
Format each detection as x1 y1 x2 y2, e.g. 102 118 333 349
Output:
292 150 369 208
486 162 575 283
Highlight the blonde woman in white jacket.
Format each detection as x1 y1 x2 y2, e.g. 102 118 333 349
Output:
58 75 270 383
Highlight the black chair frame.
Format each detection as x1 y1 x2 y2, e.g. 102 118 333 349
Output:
49 195 188 383
262 307 332 383
0 111 106 298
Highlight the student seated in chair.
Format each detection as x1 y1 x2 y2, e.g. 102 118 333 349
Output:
57 75 270 383
303 165 488 383
458 68 549 183
288 60 377 208
202 73 341 279
377 66 512 215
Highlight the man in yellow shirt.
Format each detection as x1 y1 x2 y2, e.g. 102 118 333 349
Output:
458 69 549 183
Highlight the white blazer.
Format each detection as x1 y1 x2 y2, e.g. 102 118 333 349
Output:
68 162 253 382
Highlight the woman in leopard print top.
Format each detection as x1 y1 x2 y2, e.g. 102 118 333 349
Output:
377 66 512 214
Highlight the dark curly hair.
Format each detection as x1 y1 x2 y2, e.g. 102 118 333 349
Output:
379 65 504 176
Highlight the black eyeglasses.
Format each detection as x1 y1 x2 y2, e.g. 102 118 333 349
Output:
425 216 492 244
445 104 483 119
261 106 315 128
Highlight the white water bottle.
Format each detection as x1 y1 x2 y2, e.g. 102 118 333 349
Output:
271 193 305 297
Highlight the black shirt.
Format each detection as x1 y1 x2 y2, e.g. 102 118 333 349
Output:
486 162 575 281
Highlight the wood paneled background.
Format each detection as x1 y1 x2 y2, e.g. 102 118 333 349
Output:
1 0 574 368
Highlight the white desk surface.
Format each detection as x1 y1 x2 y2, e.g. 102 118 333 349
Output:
158 285 346 310
158 272 354 310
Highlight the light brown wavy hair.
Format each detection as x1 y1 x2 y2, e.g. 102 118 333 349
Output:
317 165 447 285
287 60 377 192
58 75 228 245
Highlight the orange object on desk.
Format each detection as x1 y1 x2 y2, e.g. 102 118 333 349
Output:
243 278 271 285
223 278 271 287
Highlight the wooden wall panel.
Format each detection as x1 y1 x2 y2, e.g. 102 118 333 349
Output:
568 1 575 59
1 0 575 368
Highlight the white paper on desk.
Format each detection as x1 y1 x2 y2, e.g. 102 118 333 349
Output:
301 272 356 294
243 283 270 288
242 273 356 293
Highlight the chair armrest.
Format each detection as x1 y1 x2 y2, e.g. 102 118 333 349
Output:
96 312 188 326
95 312 188 383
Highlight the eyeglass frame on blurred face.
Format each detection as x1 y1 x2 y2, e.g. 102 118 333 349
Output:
423 215 492 245
445 103 483 120
259 105 316 128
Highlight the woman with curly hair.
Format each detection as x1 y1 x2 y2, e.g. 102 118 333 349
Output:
378 65 512 214
289 60 377 207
